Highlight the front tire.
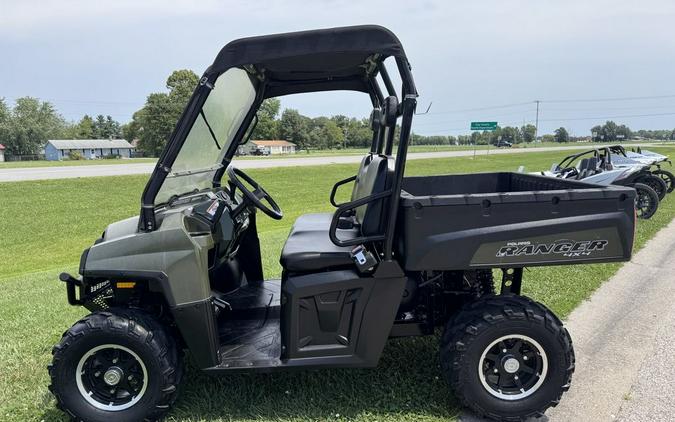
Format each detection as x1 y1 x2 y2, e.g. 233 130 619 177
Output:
632 182 659 219
49 310 182 422
440 295 574 421
652 169 675 193
637 174 667 200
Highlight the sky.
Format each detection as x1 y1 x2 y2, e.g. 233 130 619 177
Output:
1 0 675 137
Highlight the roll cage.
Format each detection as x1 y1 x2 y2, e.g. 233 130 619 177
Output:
138 25 418 261
556 147 614 171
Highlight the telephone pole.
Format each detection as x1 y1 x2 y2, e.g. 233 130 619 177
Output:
534 100 540 142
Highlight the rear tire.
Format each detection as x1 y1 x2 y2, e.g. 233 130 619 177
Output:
440 295 574 422
49 310 182 422
632 182 659 219
652 169 675 193
637 174 667 200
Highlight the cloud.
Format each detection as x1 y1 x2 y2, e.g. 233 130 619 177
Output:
0 0 222 35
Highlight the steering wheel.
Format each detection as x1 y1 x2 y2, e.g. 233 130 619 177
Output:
561 167 578 179
226 166 283 220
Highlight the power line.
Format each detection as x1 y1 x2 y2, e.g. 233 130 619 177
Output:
426 101 534 115
414 108 537 127
540 94 675 103
538 111 675 122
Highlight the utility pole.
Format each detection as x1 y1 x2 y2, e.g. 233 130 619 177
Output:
534 100 540 142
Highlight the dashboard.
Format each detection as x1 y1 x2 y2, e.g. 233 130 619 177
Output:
168 189 252 263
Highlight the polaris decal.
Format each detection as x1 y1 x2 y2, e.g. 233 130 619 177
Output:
496 239 608 258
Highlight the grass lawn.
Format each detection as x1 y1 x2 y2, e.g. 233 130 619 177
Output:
0 157 157 168
1 147 674 421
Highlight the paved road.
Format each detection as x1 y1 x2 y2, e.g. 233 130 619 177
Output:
462 217 675 422
0 144 658 182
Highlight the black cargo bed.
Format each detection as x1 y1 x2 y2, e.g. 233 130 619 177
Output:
397 172 636 270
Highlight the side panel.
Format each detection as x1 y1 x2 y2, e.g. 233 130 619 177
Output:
397 173 636 271
82 212 220 368
281 267 405 367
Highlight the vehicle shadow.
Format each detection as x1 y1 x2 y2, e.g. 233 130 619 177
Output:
167 335 459 421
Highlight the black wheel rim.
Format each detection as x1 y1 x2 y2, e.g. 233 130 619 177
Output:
76 344 147 411
635 189 656 218
656 172 674 192
479 334 548 400
646 179 665 198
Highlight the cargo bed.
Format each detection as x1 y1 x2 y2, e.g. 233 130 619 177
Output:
396 172 636 270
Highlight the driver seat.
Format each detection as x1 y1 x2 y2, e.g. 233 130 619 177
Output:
280 99 398 273
279 154 393 272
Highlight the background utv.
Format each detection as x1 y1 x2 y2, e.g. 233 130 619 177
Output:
50 25 636 422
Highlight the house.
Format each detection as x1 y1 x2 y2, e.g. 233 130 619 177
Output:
251 140 296 155
0 144 5 162
44 139 134 161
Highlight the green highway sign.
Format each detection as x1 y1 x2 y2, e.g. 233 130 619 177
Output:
471 121 498 131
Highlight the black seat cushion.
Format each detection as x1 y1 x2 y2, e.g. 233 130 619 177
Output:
280 213 356 272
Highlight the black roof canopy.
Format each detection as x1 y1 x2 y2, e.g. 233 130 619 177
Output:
207 25 409 98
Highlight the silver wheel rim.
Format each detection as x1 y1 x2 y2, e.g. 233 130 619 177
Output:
75 344 148 411
478 334 548 401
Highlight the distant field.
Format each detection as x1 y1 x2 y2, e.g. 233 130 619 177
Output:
3 141 671 168
1 147 675 422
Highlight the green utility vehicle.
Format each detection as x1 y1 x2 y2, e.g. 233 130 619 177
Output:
50 26 636 421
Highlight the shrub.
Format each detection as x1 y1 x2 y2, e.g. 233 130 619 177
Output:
68 151 84 160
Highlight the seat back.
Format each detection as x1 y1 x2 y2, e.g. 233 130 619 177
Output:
352 97 398 236
349 109 383 202
355 155 393 236
585 156 598 176
577 158 590 179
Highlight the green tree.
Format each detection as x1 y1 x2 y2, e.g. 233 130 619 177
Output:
4 97 66 155
75 115 94 139
252 98 281 140
129 69 199 156
0 98 10 147
590 121 631 142
591 125 603 141
521 124 536 143
279 108 311 151
321 120 344 149
541 134 555 143
554 127 569 143
135 93 174 156
92 115 122 139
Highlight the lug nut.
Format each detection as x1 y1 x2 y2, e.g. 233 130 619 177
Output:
94 371 101 377
502 349 507 353
493 368 499 373
523 356 528 361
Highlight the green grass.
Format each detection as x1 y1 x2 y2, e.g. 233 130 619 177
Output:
1 147 675 421
0 157 156 168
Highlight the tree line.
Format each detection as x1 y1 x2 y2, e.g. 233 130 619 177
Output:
3 68 675 157
0 97 123 155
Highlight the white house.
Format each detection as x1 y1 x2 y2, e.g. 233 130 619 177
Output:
251 140 296 154
0 144 5 162
44 139 134 161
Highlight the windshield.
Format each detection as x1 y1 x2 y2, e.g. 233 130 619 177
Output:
156 68 256 204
